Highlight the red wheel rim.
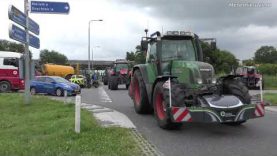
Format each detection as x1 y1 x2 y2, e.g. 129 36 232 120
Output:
155 91 166 120
134 77 140 106
129 80 133 96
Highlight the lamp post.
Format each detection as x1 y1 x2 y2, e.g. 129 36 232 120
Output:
88 19 103 71
91 46 101 70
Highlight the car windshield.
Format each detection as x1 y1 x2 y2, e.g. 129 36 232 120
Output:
115 63 128 72
161 40 196 61
52 77 69 83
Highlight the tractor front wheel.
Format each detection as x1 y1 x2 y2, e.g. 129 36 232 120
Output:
223 79 251 104
153 81 182 129
109 76 118 90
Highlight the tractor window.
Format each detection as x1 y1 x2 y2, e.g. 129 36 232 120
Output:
147 43 157 63
161 40 196 61
115 64 128 72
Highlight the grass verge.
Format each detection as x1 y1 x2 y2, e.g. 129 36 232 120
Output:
0 94 140 156
264 75 277 90
264 93 277 106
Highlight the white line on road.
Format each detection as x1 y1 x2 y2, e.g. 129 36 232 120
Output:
98 86 112 103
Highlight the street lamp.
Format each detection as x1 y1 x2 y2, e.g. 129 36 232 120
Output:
91 46 101 70
88 19 103 71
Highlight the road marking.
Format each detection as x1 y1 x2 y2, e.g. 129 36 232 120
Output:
98 86 112 103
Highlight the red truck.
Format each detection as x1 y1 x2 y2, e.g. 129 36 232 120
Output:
0 51 24 92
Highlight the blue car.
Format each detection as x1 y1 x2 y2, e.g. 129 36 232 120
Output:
30 76 81 96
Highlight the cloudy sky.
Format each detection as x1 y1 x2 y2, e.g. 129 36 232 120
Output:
0 0 276 61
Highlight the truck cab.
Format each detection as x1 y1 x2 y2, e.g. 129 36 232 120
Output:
0 51 24 92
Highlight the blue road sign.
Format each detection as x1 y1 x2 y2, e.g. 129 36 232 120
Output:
9 24 26 44
9 24 40 49
31 1 70 14
8 5 40 35
29 33 40 49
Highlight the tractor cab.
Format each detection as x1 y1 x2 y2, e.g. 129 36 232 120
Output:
142 31 216 87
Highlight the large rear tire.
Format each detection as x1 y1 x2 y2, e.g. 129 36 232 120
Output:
128 77 134 99
133 70 151 114
223 79 251 104
153 81 182 129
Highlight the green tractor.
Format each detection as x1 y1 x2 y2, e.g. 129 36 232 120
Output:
128 30 265 129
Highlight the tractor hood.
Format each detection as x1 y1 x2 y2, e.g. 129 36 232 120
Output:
170 61 215 85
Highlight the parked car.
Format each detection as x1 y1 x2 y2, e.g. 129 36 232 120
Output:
30 76 81 96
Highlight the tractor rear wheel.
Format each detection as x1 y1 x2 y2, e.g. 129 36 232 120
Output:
223 79 251 104
133 70 151 114
128 77 134 98
153 81 182 129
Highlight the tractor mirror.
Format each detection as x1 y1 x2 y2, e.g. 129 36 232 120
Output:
211 41 216 50
141 40 148 51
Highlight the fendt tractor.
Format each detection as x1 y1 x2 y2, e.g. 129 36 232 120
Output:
128 30 265 129
108 59 130 90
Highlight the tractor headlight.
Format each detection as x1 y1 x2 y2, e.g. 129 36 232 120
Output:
197 78 203 84
212 77 217 84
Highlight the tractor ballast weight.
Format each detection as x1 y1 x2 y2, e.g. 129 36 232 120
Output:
129 30 264 129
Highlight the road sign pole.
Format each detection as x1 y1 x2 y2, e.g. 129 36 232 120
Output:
24 0 31 104
88 21 91 71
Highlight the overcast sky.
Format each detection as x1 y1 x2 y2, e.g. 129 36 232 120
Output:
0 0 276 61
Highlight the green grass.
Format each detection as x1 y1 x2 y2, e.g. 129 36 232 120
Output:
264 93 277 106
264 75 277 90
0 94 140 156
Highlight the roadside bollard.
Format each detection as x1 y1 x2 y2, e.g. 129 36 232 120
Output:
75 95 81 133
64 90 67 104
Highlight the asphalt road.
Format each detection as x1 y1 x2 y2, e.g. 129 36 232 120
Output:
81 86 277 156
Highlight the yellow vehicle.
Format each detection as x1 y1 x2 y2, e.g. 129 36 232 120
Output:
70 75 86 88
43 64 74 80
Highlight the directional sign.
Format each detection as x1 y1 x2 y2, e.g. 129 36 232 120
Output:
29 33 40 49
9 24 40 49
31 1 70 14
8 5 40 35
9 24 26 44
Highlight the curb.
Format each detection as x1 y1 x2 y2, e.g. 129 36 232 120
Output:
265 106 277 113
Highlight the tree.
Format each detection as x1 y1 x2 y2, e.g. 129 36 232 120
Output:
242 59 255 66
0 40 24 52
254 46 277 64
126 51 136 61
125 45 146 64
40 49 68 65
202 42 238 73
